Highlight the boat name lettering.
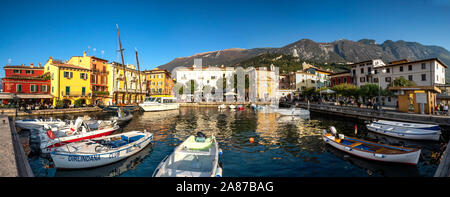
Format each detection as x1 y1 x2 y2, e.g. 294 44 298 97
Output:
68 155 101 162
109 152 120 159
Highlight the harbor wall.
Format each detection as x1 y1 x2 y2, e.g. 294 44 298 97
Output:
0 115 33 177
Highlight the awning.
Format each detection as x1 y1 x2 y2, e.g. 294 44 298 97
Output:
16 94 53 99
0 93 13 99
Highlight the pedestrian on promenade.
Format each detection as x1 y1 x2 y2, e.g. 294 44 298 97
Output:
444 104 449 116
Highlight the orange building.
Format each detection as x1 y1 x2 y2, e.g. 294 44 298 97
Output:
143 68 173 96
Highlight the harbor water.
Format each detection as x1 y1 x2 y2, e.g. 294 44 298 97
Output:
19 107 447 177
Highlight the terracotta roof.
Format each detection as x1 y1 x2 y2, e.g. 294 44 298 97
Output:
330 71 351 76
52 63 91 71
4 65 44 69
71 56 108 62
384 58 448 68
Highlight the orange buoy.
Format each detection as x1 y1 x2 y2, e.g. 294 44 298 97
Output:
249 137 255 143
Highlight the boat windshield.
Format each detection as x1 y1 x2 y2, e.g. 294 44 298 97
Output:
145 97 162 103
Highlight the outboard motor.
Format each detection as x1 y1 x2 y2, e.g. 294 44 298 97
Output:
195 132 206 142
329 126 337 136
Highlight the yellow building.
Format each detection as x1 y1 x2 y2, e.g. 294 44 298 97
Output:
67 51 110 105
44 57 92 106
142 68 173 96
108 62 146 105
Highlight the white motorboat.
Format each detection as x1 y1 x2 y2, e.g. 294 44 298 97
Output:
50 131 153 169
15 118 65 130
323 126 421 165
366 120 441 141
39 117 120 153
229 105 236 109
139 95 179 112
218 104 226 109
153 132 223 177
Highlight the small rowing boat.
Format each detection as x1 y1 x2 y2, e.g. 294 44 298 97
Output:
366 120 441 141
153 132 223 177
50 131 153 169
322 126 421 165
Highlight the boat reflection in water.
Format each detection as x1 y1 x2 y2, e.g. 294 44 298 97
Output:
54 144 153 177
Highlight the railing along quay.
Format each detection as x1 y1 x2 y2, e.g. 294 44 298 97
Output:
179 101 272 107
296 102 450 126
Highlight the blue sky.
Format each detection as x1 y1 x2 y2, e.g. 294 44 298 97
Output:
1 0 450 77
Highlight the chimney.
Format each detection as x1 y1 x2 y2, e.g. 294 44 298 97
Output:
30 63 34 67
83 51 87 57
38 62 42 67
48 56 53 64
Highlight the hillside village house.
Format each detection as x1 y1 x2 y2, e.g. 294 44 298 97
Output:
350 58 447 106
330 71 352 87
295 71 317 91
108 62 146 105
1 63 52 106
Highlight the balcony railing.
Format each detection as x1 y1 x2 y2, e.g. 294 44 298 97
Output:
91 69 109 75
61 91 91 97
92 91 110 97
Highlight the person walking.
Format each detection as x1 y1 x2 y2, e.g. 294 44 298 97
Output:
445 104 449 116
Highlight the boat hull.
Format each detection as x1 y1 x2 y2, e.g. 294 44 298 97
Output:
40 125 120 153
16 120 65 130
139 103 179 112
366 123 440 141
51 132 153 169
323 135 421 165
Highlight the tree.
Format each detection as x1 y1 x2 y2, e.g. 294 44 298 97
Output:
185 80 199 94
331 84 359 98
359 83 380 101
388 77 417 87
74 99 85 108
302 87 316 97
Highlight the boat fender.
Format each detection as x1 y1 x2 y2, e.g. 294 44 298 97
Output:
216 167 223 177
219 148 223 156
344 147 352 151
330 126 337 136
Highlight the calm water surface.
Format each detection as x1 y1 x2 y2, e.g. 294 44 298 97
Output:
20 107 446 177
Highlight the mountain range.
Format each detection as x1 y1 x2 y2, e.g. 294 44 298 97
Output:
158 39 450 81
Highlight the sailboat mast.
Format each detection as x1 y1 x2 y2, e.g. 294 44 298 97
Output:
116 24 129 104
135 49 143 103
